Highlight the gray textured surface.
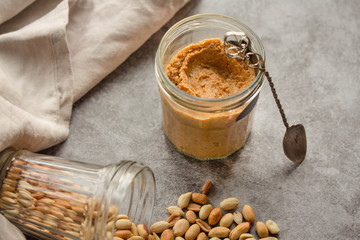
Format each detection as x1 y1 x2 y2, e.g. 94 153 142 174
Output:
41 0 359 239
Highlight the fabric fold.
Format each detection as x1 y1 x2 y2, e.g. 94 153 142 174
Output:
0 0 190 153
0 0 72 152
0 214 26 240
0 0 35 25
67 0 190 101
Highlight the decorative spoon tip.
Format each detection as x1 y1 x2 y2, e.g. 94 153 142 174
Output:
283 124 307 163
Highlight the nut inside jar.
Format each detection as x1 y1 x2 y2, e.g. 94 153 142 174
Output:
0 149 155 240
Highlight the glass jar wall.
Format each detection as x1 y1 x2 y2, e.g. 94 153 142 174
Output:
155 14 266 160
0 148 155 240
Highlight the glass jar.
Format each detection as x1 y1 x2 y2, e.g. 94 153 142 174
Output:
0 148 155 240
155 14 266 160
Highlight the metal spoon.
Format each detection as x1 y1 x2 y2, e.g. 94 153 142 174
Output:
224 32 307 163
283 124 307 163
263 71 307 164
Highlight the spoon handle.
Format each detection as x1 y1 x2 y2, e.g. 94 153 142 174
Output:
263 71 289 129
223 32 289 129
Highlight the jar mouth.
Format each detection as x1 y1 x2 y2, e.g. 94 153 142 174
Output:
155 13 265 111
90 161 156 239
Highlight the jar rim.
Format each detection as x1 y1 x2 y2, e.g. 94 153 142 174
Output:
155 13 266 111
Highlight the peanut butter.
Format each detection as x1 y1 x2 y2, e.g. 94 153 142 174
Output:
166 39 255 98
161 38 257 160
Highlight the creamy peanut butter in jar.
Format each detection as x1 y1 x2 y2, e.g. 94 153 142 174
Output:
155 14 265 160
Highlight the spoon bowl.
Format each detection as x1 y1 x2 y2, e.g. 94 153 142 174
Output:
283 124 307 163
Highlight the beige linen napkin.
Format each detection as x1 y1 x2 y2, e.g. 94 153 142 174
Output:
0 215 25 240
0 0 189 153
0 0 189 238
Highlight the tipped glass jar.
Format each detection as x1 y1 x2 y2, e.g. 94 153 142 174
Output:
0 148 155 240
155 14 266 160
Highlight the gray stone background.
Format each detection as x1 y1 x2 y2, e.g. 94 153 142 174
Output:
39 0 359 239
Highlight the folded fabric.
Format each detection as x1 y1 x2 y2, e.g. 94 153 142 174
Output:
0 0 35 25
0 0 190 153
0 214 25 240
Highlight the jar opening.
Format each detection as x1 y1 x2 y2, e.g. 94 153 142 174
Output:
90 161 155 240
155 14 265 112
